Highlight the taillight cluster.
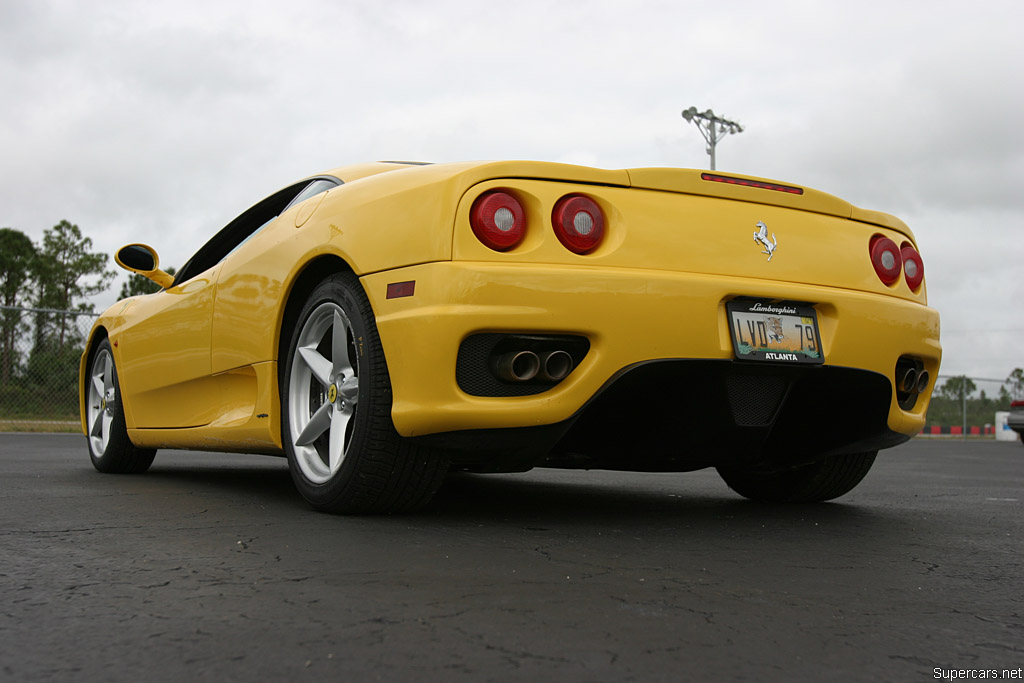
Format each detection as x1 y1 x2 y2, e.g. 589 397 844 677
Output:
470 190 605 255
470 191 525 252
901 243 924 290
551 194 604 254
869 234 924 291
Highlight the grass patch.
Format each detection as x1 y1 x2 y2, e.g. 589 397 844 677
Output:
0 420 81 433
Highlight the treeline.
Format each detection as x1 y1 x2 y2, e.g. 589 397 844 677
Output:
0 223 116 417
926 371 1024 428
1 221 173 418
1 221 177 415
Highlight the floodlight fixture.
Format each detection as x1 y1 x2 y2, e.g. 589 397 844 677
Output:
680 106 744 170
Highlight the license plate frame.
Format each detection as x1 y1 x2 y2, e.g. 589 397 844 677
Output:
726 300 824 364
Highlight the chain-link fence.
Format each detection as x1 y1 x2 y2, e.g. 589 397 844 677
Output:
928 374 1019 438
1 306 96 430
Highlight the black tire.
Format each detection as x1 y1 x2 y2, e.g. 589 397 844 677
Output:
281 272 449 513
84 338 157 474
716 451 877 503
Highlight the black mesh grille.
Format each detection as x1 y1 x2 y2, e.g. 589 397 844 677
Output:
726 374 788 426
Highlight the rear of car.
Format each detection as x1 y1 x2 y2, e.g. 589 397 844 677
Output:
1009 401 1024 444
79 160 942 511
361 164 941 476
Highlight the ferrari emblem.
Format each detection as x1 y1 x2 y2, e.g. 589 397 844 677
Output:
327 385 338 404
753 221 778 261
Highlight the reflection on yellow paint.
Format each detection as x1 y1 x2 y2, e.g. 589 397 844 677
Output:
80 161 939 452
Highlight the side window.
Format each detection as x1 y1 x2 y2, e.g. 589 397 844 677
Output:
229 178 340 258
285 179 338 211
173 177 340 285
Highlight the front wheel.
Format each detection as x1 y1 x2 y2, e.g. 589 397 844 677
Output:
85 338 156 473
281 272 448 513
716 452 877 503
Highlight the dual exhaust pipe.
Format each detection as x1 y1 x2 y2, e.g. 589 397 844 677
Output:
495 349 574 383
898 366 930 395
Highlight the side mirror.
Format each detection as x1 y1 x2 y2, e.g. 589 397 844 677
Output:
115 244 174 290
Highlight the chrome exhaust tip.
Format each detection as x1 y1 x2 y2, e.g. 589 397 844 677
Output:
899 367 918 394
495 350 541 382
540 350 574 382
915 370 930 394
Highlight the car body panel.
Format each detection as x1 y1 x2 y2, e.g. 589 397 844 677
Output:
124 362 281 454
79 160 940 465
1008 401 1024 437
110 267 219 428
625 167 855 220
363 261 939 438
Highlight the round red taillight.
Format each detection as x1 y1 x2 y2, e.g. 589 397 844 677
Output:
901 242 924 291
869 235 902 285
552 194 605 254
470 190 526 251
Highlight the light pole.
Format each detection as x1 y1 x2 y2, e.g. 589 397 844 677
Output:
681 106 744 170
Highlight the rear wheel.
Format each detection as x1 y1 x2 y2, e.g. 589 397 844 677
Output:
717 451 877 503
85 339 156 474
282 272 448 513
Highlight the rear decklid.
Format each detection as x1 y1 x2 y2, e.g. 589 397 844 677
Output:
627 168 914 238
453 164 926 303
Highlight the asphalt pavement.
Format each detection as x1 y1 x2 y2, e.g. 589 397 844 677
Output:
1 433 1021 682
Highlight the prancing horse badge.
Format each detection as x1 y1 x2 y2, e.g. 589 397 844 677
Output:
753 221 777 261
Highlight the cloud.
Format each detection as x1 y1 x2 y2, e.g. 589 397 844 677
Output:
2 0 1022 378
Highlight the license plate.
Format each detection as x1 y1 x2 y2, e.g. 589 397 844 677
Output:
726 300 824 364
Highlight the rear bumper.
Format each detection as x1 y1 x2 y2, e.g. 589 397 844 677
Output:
417 360 909 473
547 360 908 472
361 261 941 441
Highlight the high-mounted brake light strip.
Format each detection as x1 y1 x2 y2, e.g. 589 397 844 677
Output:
701 173 804 195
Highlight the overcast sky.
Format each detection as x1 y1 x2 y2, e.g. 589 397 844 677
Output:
2 0 1022 385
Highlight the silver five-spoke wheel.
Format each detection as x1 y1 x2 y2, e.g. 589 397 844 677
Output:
287 303 360 484
87 347 116 456
84 338 156 473
280 272 449 513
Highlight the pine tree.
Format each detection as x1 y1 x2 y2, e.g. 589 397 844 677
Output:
0 228 37 383
118 266 176 299
1006 368 1024 401
32 220 114 351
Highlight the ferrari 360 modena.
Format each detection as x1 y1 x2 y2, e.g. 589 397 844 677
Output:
81 161 941 512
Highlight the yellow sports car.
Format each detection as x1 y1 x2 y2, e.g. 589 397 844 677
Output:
80 161 941 512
